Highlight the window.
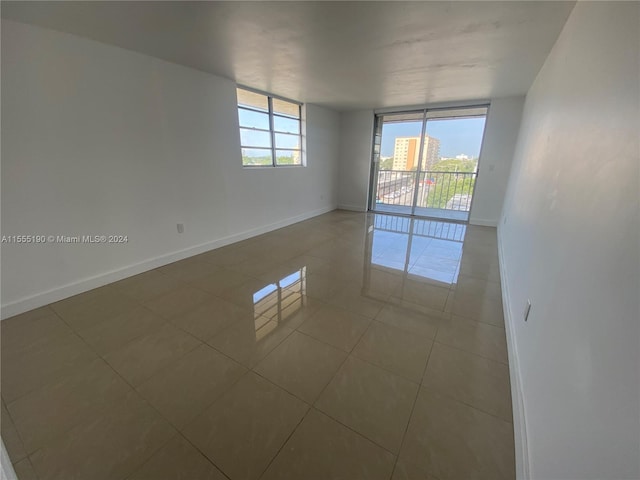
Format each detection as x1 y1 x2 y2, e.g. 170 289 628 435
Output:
236 87 303 167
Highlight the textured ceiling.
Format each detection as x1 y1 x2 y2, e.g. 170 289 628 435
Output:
2 1 576 110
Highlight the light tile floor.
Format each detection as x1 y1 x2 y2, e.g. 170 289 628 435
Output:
1 211 514 480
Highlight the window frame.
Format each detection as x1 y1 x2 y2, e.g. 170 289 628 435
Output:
237 86 304 168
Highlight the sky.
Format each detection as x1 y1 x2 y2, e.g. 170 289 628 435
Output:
238 107 487 159
380 117 487 158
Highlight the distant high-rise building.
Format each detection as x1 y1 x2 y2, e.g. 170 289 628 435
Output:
392 136 440 171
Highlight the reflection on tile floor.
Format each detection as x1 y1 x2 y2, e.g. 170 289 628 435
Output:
1 211 514 480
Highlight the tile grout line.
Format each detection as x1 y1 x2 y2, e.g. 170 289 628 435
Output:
1 214 337 467
306 401 402 458
131 367 255 480
448 309 507 330
420 343 513 425
430 337 509 365
254 401 311 480
3 211 510 479
390 326 439 480
3 306 82 464
0 399 30 470
418 383 514 426
250 311 407 472
20 301 222 480
3 306 107 459
283 318 405 461
71 338 216 480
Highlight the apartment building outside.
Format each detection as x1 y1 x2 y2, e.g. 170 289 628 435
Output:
392 135 441 171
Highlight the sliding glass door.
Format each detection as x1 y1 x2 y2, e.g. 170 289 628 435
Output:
370 111 425 215
369 105 488 222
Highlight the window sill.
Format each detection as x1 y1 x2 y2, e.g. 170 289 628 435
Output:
242 165 306 169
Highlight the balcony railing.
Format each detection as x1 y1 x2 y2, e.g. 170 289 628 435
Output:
375 170 477 212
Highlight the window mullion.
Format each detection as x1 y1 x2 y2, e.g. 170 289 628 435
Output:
268 96 276 167
237 87 303 167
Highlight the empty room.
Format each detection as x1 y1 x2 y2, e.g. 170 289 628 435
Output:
1 2 638 480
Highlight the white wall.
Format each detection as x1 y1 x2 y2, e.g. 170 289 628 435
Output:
470 96 524 226
337 110 374 211
1 20 340 317
498 2 639 479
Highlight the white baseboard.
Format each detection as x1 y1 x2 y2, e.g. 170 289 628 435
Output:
497 225 530 479
1 205 336 320
469 218 498 227
337 204 366 212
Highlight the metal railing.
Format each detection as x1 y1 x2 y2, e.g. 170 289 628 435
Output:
375 170 477 212
372 214 467 242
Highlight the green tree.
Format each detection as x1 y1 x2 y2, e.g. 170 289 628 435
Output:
242 155 272 166
421 169 477 209
379 158 394 170
277 156 295 165
417 158 478 208
429 158 477 173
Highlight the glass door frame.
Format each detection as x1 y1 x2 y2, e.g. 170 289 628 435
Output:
368 103 491 221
